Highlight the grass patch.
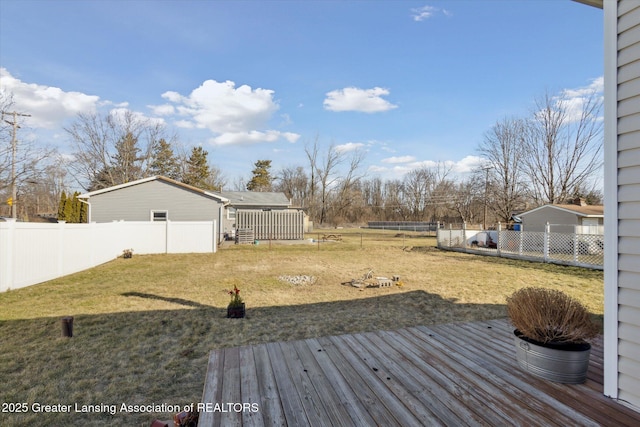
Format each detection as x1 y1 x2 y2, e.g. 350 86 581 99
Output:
0 230 603 426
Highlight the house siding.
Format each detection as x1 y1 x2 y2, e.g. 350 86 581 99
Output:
617 0 640 409
520 207 582 233
88 180 222 223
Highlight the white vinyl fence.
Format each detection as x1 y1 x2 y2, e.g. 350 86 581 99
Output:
0 219 217 292
437 222 603 270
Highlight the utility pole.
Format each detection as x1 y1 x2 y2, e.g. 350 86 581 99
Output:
1 111 31 219
482 166 491 230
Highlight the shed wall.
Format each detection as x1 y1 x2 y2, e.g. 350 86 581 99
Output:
88 180 222 224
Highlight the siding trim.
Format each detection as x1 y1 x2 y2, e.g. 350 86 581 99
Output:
603 0 620 399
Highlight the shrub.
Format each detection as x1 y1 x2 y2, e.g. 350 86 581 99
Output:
506 287 599 344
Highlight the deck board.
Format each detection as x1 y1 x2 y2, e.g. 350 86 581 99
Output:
200 318 640 426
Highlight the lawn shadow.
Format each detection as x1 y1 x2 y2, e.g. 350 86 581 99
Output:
120 291 212 309
0 290 529 426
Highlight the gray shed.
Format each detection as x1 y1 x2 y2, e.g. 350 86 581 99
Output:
78 176 228 225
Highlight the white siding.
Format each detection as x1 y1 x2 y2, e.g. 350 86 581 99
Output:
617 0 640 409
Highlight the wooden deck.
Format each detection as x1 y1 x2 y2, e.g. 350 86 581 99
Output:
199 318 640 426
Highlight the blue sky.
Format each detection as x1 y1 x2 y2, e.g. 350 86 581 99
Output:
0 0 603 189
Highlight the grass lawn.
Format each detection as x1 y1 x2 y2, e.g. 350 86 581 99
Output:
0 230 603 426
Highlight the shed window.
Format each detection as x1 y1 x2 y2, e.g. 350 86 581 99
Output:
227 207 236 220
151 210 168 221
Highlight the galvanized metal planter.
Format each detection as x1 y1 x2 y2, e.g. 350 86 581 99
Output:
513 330 591 384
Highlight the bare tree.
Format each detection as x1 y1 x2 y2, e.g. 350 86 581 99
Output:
478 117 527 222
451 179 483 224
304 137 320 220
522 89 603 204
275 165 308 207
330 148 366 225
65 110 166 190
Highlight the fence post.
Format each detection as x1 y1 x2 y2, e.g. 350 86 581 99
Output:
519 224 524 256
462 221 467 249
165 219 170 254
544 222 550 262
497 222 502 256
0 219 16 291
58 221 66 278
573 229 579 264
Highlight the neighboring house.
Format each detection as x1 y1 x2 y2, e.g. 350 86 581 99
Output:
78 176 229 227
518 202 604 234
577 0 640 412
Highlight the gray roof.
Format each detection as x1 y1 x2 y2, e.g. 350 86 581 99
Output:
78 176 229 203
216 191 291 208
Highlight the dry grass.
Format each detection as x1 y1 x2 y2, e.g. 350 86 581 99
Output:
0 230 603 426
506 287 600 344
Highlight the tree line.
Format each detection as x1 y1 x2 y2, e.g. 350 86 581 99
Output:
1 87 603 226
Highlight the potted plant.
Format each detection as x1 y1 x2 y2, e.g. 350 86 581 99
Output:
226 285 245 318
506 287 599 384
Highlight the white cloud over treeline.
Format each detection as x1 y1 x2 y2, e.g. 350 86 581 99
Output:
151 79 300 146
0 68 100 128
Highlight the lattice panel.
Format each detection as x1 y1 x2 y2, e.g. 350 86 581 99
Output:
498 230 520 254
518 231 546 258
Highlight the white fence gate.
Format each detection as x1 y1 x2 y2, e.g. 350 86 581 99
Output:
437 223 603 269
0 220 217 292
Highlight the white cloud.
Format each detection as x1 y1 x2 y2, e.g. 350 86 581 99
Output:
160 79 299 145
411 5 452 22
534 77 604 124
0 68 100 128
335 142 365 153
451 155 485 173
324 87 397 113
149 104 175 116
370 155 484 179
211 130 300 146
382 155 416 164
109 107 166 127
558 77 604 122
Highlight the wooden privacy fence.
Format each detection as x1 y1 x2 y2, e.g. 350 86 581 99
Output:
0 219 217 292
236 209 304 240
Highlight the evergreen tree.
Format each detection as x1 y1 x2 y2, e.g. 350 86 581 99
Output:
246 160 273 192
182 146 212 189
71 192 81 223
150 138 180 179
79 198 87 223
58 191 67 220
62 194 73 221
111 131 143 184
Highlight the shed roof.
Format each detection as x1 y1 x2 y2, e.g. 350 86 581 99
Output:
78 176 229 204
520 204 604 217
217 191 291 208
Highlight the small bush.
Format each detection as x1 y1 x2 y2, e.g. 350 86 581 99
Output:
506 287 599 344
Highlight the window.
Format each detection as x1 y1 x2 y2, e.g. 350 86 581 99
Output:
227 207 236 220
151 210 168 221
